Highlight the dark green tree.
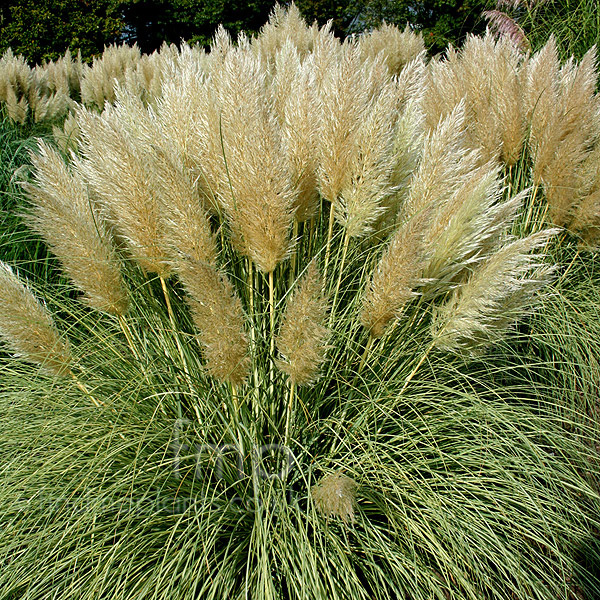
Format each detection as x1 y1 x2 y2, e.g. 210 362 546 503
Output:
0 0 125 64
120 0 279 52
348 0 491 52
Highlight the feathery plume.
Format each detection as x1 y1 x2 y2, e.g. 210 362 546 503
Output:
424 33 527 166
151 147 218 267
52 111 80 154
527 45 599 225
421 169 526 290
154 66 222 214
276 261 329 386
360 216 426 339
316 43 387 205
0 49 33 123
360 104 474 338
80 43 141 110
210 47 295 273
335 79 401 238
358 23 425 76
431 230 556 356
76 104 171 277
311 472 358 523
177 259 250 387
253 3 314 65
374 59 427 232
569 144 600 247
24 142 128 316
0 261 71 375
404 102 477 220
272 44 320 222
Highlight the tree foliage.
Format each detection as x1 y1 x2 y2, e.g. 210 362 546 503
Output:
352 0 491 53
120 0 278 53
0 0 125 64
0 0 495 65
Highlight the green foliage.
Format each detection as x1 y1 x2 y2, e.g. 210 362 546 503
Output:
349 0 493 53
121 0 279 51
0 115 54 280
294 0 359 35
505 0 600 59
0 0 125 64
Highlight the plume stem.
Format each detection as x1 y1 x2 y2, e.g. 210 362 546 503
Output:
358 334 374 375
284 381 296 448
400 340 436 393
247 260 260 418
323 201 336 281
69 369 102 408
160 276 193 391
269 269 275 395
289 219 299 288
118 314 141 361
523 184 540 231
330 230 350 326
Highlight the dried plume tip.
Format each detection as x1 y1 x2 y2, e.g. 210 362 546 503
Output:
25 141 129 316
0 261 71 375
276 261 329 386
360 217 425 339
311 472 358 523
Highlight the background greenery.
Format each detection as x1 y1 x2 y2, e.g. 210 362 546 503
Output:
2 0 598 64
0 0 493 63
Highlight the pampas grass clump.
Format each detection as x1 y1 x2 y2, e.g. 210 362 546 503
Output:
0 6 599 599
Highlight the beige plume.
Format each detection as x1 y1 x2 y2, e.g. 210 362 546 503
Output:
210 47 295 273
176 258 250 387
0 261 71 375
76 104 171 277
311 472 358 523
432 230 556 356
24 141 128 316
276 261 329 386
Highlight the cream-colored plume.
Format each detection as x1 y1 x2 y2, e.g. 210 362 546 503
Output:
151 148 218 267
154 65 222 214
52 111 80 153
24 141 128 316
316 43 389 207
424 33 527 166
0 49 34 123
431 230 556 356
404 102 477 221
177 259 250 387
253 3 314 65
0 261 71 375
420 169 526 290
569 143 600 247
361 104 519 337
335 78 401 238
358 23 425 76
311 472 358 523
80 43 141 110
76 103 171 277
360 216 426 339
209 47 295 273
276 261 329 386
272 44 320 222
526 42 599 226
